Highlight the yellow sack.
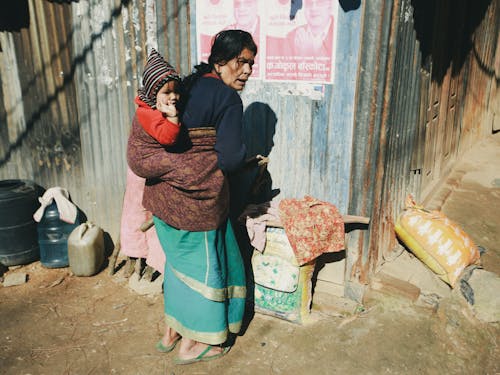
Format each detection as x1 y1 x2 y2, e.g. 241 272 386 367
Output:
395 195 480 287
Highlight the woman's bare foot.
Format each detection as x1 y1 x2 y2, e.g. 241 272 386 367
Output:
160 326 181 347
177 338 224 360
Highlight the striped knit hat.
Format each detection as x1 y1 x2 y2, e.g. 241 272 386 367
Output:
138 48 180 109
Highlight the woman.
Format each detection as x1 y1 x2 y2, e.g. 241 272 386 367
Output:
127 29 257 365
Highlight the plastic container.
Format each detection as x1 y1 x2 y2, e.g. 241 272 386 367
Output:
68 222 105 276
0 179 40 266
37 202 80 268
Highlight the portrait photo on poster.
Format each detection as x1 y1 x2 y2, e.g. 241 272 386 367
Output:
195 0 338 84
196 0 263 79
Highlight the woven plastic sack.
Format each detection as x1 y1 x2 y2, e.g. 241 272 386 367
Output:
395 195 480 287
253 227 314 324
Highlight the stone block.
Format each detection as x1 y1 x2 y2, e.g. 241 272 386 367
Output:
370 272 421 302
2 272 27 287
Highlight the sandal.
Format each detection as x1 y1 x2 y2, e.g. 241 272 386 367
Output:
155 336 181 353
174 345 231 365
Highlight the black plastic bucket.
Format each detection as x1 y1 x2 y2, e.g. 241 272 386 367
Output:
0 179 40 266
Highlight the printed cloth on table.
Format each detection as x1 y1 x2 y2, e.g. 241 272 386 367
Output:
33 187 78 224
279 196 345 265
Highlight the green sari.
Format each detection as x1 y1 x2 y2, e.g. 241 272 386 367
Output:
153 216 246 345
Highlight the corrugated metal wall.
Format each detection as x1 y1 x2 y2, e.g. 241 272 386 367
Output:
0 0 497 294
70 0 192 238
70 0 195 237
0 1 83 201
0 0 363 241
460 1 500 147
346 0 499 295
238 2 362 210
0 0 193 238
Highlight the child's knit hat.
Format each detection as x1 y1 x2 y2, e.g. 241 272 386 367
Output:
138 48 180 108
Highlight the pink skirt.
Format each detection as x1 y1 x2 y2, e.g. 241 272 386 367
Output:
119 166 165 272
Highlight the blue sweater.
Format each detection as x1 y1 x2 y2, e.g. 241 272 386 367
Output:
181 74 247 173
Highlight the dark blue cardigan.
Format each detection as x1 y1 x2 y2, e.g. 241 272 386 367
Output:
181 74 247 173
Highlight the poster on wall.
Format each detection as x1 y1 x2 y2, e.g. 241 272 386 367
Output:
196 0 337 84
196 0 263 78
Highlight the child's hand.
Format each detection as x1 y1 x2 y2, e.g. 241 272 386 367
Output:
157 100 178 123
156 86 180 123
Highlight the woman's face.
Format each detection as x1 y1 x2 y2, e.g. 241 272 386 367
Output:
215 48 255 91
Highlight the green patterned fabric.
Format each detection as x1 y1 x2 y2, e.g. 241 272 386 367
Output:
153 216 246 345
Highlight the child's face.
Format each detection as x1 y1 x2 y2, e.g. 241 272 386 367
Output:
156 80 180 108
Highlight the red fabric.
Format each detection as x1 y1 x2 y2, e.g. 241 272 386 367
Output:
279 196 345 265
134 97 180 145
203 72 220 79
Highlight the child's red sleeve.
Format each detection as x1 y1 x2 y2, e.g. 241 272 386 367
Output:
134 97 180 146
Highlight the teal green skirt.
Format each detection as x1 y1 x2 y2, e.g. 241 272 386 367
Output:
153 216 246 345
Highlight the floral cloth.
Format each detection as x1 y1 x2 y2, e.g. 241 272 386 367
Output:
279 196 345 266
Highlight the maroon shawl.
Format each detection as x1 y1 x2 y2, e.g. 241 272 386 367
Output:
127 116 229 231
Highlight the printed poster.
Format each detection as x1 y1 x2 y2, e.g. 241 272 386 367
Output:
196 0 337 84
196 0 263 78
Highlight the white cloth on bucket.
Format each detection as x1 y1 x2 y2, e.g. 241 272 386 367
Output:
33 187 78 224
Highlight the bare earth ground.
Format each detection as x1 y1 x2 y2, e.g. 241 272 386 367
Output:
1 133 499 375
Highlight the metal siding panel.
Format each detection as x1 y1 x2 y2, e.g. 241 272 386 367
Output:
70 0 193 237
0 54 7 162
0 0 84 208
240 3 361 214
407 39 422 195
156 0 190 75
166 1 180 65
347 0 395 285
156 0 168 56
0 33 27 178
73 1 114 234
189 0 198 65
309 91 331 200
325 7 362 213
0 0 496 291
177 0 191 74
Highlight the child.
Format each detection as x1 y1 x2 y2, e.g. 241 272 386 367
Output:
134 48 182 145
119 48 182 276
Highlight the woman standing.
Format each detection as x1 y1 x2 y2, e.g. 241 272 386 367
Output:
127 29 257 365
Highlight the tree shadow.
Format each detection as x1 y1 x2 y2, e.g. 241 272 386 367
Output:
0 0 135 167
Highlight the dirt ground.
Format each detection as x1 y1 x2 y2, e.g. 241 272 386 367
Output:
1 133 499 375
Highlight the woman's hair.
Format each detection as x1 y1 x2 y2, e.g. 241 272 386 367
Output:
209 29 257 67
181 29 257 94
